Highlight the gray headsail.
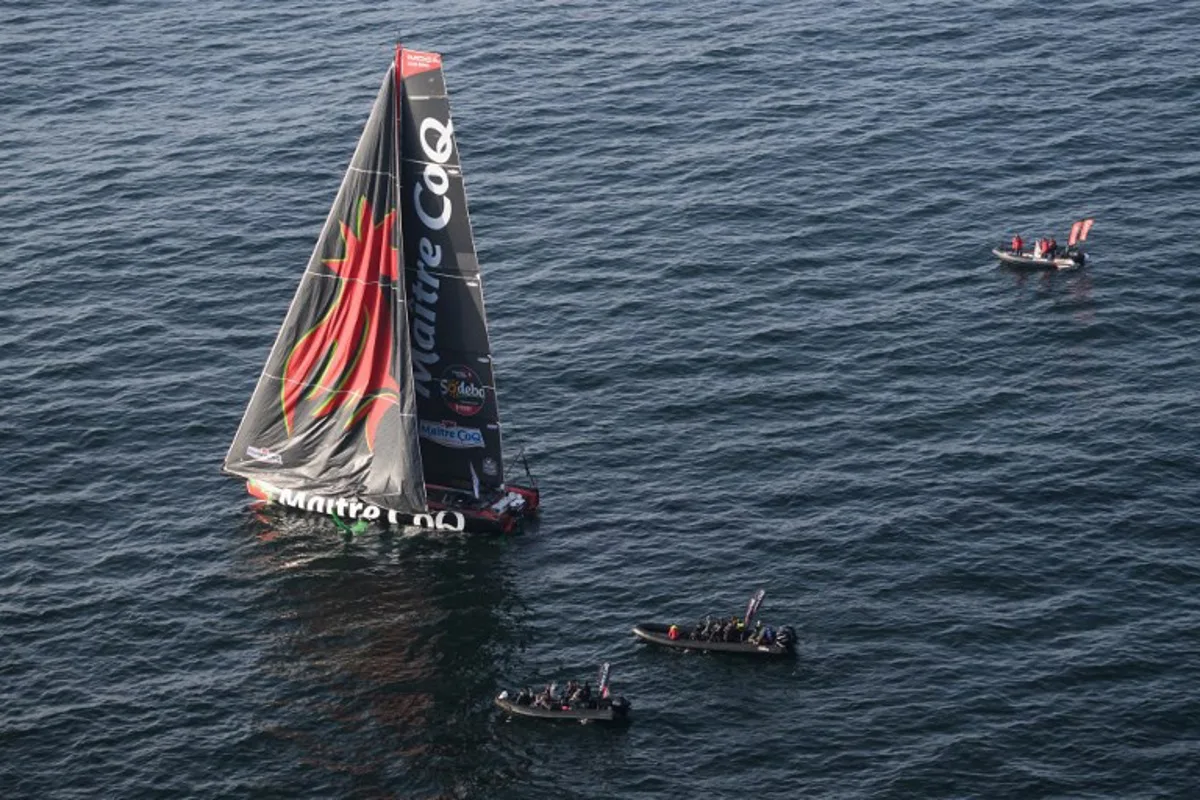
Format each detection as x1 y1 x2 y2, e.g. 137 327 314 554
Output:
398 47 506 496
224 61 426 513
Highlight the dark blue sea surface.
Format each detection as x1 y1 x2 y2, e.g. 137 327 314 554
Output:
3 1 1199 797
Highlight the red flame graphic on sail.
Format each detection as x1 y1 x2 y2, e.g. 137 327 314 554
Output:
281 197 399 450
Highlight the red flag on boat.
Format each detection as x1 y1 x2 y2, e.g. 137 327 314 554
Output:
1068 221 1083 246
1079 218 1095 241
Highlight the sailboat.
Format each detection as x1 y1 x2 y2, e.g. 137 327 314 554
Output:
223 46 540 534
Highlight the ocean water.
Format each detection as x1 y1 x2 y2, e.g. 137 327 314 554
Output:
3 1 1199 797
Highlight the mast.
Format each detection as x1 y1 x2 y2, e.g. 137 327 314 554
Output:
398 47 506 495
224 63 426 513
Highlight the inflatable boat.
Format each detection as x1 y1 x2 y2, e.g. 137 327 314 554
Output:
992 248 1085 270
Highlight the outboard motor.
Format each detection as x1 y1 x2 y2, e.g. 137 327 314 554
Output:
776 625 797 651
609 696 631 719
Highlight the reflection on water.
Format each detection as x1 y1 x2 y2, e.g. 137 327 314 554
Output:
1067 271 1096 324
238 510 529 797
999 263 1096 322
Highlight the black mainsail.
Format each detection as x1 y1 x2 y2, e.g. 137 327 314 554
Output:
225 47 538 533
399 49 506 497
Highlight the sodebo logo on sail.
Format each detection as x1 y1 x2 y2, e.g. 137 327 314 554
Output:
410 114 456 400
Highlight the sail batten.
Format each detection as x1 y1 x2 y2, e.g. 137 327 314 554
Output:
295 270 399 286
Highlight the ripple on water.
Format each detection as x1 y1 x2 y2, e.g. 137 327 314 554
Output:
2 0 1200 797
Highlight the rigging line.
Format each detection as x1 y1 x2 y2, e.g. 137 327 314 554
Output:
261 374 423 411
405 267 485 282
400 156 460 170
346 166 395 176
299 270 402 288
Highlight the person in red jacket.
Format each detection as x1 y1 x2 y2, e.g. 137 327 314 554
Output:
1011 234 1024 254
